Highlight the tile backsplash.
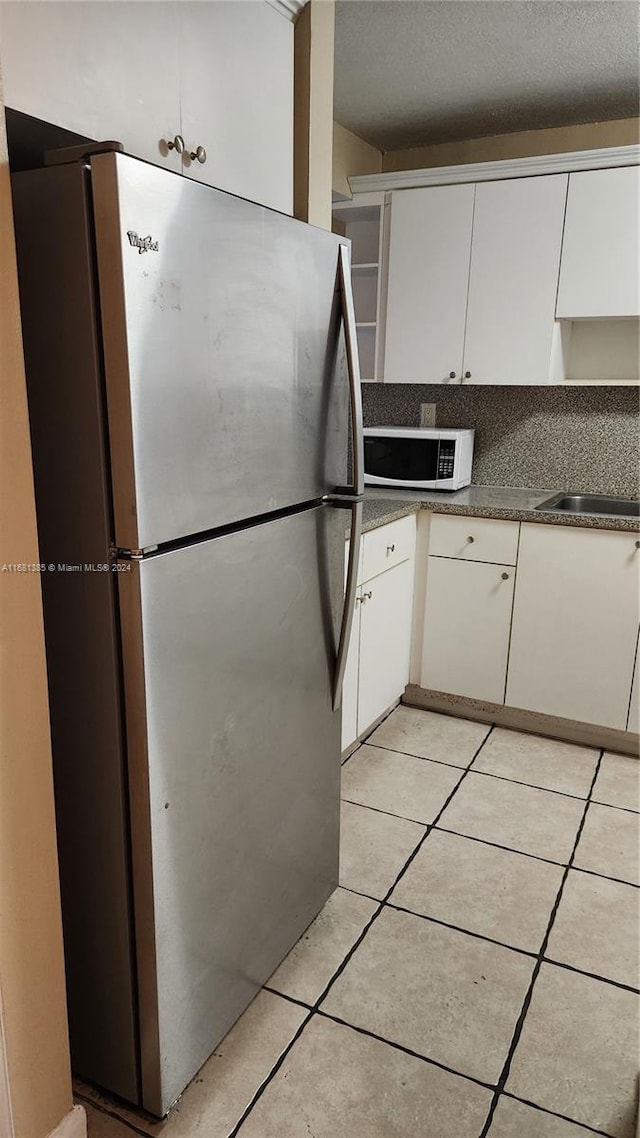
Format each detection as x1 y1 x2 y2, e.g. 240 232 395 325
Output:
362 384 640 496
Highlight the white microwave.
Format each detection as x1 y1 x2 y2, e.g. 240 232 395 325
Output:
363 427 474 491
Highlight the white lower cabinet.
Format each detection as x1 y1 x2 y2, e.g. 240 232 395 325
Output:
341 597 360 752
348 509 639 747
358 559 415 734
341 515 416 752
506 523 640 730
421 556 515 704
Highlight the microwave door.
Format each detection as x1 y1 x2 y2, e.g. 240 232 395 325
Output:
364 435 439 488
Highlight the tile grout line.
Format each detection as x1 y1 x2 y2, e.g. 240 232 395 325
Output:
226 1010 315 1138
502 1090 617 1138
267 982 634 1129
434 823 567 867
262 985 312 1010
384 901 538 961
570 863 640 890
339 883 381 903
227 724 498 1136
353 739 605 803
539 955 640 997
314 1008 495 1092
339 878 640 997
340 802 639 886
477 749 606 1138
74 1092 155 1138
590 799 640 817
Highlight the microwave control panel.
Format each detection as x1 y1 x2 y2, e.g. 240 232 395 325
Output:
437 441 455 480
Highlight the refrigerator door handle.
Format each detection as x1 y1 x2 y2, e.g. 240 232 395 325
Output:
338 243 365 498
332 498 363 711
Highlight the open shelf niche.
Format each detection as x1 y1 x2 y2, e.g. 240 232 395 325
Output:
332 193 386 382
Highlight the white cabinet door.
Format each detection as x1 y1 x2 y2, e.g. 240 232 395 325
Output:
383 184 475 383
421 557 515 704
556 167 640 319
627 638 640 734
358 559 414 733
341 603 360 752
462 174 568 385
179 1 293 212
0 2 182 171
506 524 640 730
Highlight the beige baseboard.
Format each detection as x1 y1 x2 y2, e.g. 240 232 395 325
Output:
48 1104 87 1138
403 685 640 757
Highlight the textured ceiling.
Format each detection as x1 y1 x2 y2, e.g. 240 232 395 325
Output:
334 0 640 151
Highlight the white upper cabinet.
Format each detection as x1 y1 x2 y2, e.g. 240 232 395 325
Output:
556 167 640 319
383 184 475 384
0 2 183 171
0 1 293 211
462 174 568 384
179 2 293 212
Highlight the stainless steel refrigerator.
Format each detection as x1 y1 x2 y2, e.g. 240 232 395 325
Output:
12 149 363 1117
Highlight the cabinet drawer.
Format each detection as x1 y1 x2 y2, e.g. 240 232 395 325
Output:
429 514 519 565
361 514 416 583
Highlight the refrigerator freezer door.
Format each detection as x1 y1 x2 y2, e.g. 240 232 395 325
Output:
118 503 344 1115
91 152 350 551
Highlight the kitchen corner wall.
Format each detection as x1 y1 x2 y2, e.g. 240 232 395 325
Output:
362 384 640 497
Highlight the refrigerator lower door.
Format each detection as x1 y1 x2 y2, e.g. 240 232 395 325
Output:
118 503 345 1115
90 151 350 552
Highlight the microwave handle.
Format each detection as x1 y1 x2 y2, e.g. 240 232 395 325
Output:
331 498 363 711
337 243 364 498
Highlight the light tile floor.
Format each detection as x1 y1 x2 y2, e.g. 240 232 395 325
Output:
81 709 640 1138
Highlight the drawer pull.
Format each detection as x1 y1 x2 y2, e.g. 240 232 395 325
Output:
501 572 510 580
467 535 475 544
189 145 207 165
635 540 640 550
386 544 395 554
164 134 184 153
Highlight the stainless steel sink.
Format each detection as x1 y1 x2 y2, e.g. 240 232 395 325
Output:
535 493 640 519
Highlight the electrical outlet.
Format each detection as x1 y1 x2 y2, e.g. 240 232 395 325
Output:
420 403 436 428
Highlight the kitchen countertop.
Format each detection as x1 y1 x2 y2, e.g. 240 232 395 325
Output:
359 485 640 534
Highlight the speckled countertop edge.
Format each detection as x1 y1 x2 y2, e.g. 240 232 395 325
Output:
359 486 640 535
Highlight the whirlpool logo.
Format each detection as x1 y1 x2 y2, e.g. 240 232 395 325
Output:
127 230 159 254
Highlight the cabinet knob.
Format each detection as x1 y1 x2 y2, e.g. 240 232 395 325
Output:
165 134 184 154
464 371 471 379
635 540 640 550
501 572 510 580
189 145 207 165
467 535 475 544
386 544 395 554
448 371 456 379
